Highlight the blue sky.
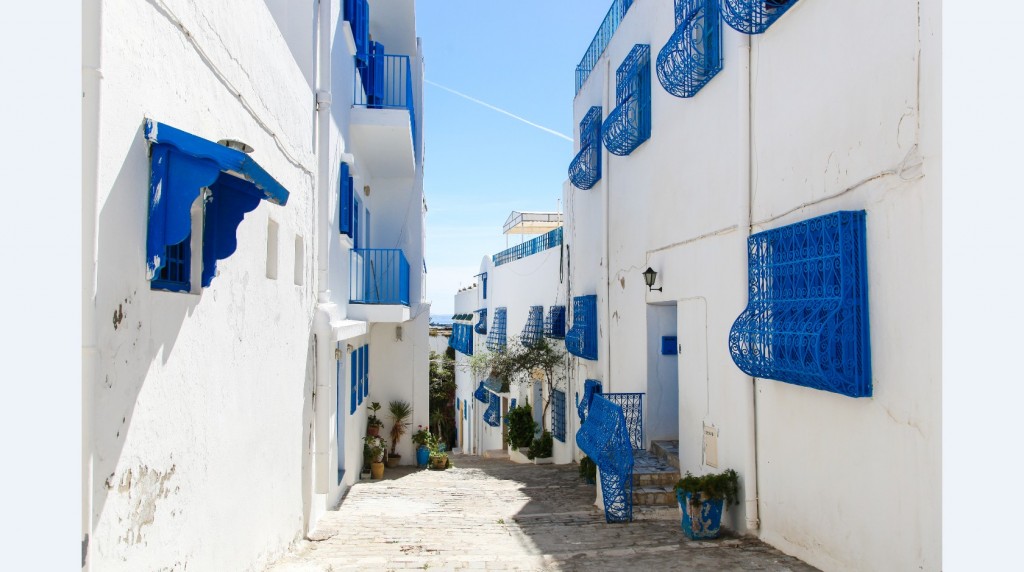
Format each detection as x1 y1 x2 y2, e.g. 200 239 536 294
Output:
416 1 614 314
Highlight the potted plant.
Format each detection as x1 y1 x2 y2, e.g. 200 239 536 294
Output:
411 426 432 468
579 455 597 485
387 400 412 468
366 402 384 436
428 435 449 470
504 402 538 463
364 435 386 479
673 469 740 540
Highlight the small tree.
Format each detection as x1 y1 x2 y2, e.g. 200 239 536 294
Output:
509 337 567 433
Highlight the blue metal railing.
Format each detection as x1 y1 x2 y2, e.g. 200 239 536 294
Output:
568 107 603 190
353 52 417 152
604 392 644 450
575 0 635 96
492 227 563 267
603 44 651 156
350 248 410 305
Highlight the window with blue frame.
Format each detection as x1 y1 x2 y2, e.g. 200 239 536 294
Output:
602 44 651 156
568 106 603 190
552 389 566 442
144 119 290 293
339 162 353 237
566 295 598 360
362 344 369 399
350 348 358 414
450 323 474 356
728 210 872 398
721 0 799 35
486 307 507 352
657 0 722 98
521 306 544 347
544 305 566 339
350 344 370 413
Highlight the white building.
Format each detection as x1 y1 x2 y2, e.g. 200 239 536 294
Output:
563 0 940 570
81 0 427 569
451 213 577 464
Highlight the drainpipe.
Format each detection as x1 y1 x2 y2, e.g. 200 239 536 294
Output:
738 32 761 533
312 0 334 500
82 0 103 567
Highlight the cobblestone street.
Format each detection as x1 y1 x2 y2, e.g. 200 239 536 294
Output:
266 455 817 571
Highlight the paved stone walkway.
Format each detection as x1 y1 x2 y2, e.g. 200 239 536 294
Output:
265 455 817 571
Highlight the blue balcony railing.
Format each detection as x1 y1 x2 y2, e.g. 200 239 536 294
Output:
575 0 635 96
353 50 417 152
493 227 563 267
350 248 410 305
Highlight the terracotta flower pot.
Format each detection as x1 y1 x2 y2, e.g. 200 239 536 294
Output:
366 425 381 437
370 461 384 479
386 455 401 468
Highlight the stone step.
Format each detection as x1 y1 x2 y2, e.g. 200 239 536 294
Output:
482 449 508 460
633 484 678 506
632 504 682 522
633 471 679 487
632 449 680 488
650 439 681 470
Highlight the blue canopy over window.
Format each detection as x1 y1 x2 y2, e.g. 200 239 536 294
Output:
144 119 289 287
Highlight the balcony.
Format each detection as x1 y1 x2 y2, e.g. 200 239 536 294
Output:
568 106 603 190
350 50 418 179
575 0 636 96
349 248 410 323
492 227 563 267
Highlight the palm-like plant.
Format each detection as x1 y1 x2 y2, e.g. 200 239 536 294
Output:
388 400 413 456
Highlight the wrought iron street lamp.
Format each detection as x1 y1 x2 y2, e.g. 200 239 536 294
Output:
643 267 662 292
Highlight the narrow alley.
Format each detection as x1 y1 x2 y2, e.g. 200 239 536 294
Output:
266 456 817 571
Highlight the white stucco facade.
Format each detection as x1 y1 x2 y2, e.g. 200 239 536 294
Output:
563 1 940 571
82 0 427 569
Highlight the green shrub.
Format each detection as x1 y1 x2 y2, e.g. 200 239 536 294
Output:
505 403 537 451
579 455 597 482
527 431 553 460
673 469 740 505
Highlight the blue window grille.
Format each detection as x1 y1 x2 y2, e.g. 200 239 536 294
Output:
576 0 635 95
566 295 598 360
544 305 567 339
729 211 872 398
577 379 603 424
350 249 410 305
339 162 353 236
657 0 723 98
486 307 508 352
661 336 678 355
450 323 474 356
604 393 644 450
721 0 800 35
568 107 603 190
603 44 651 156
576 394 634 523
474 381 490 403
151 235 191 292
484 391 501 427
475 308 488 335
144 120 289 290
521 306 544 347
552 389 567 443
493 228 563 267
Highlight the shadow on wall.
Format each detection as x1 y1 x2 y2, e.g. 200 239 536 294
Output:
90 123 197 546
301 331 317 535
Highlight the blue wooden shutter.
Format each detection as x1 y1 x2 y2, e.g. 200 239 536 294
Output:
339 162 352 236
350 350 357 414
369 41 386 107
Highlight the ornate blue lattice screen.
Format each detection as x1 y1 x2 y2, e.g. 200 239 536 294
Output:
576 395 634 523
721 0 800 35
566 295 598 360
729 210 872 398
602 44 651 156
484 391 501 427
604 393 644 450
568 107 603 190
450 323 474 356
486 307 507 352
552 389 567 443
657 0 722 98
474 381 490 403
521 306 544 347
545 305 566 339
577 379 603 424
475 308 488 335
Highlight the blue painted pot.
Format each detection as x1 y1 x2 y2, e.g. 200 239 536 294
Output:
678 490 725 540
416 445 430 467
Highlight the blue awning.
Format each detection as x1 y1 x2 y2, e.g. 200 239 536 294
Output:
144 119 289 284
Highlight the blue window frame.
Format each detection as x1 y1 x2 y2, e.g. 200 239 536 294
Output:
339 162 353 236
566 295 598 360
657 0 723 98
568 106 603 190
721 0 799 35
544 305 566 339
486 307 507 352
450 323 474 356
521 306 544 347
602 44 651 156
552 389 566 443
362 345 369 400
151 235 191 292
729 211 872 398
350 348 358 414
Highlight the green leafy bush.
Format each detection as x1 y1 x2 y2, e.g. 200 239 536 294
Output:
505 403 537 451
527 431 553 460
579 455 597 483
673 469 740 505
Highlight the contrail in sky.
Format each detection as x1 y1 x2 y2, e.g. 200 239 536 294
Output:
425 79 573 142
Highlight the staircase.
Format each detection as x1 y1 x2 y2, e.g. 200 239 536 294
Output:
632 440 680 507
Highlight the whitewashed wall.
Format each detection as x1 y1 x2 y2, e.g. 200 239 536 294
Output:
83 0 318 570
565 0 940 570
